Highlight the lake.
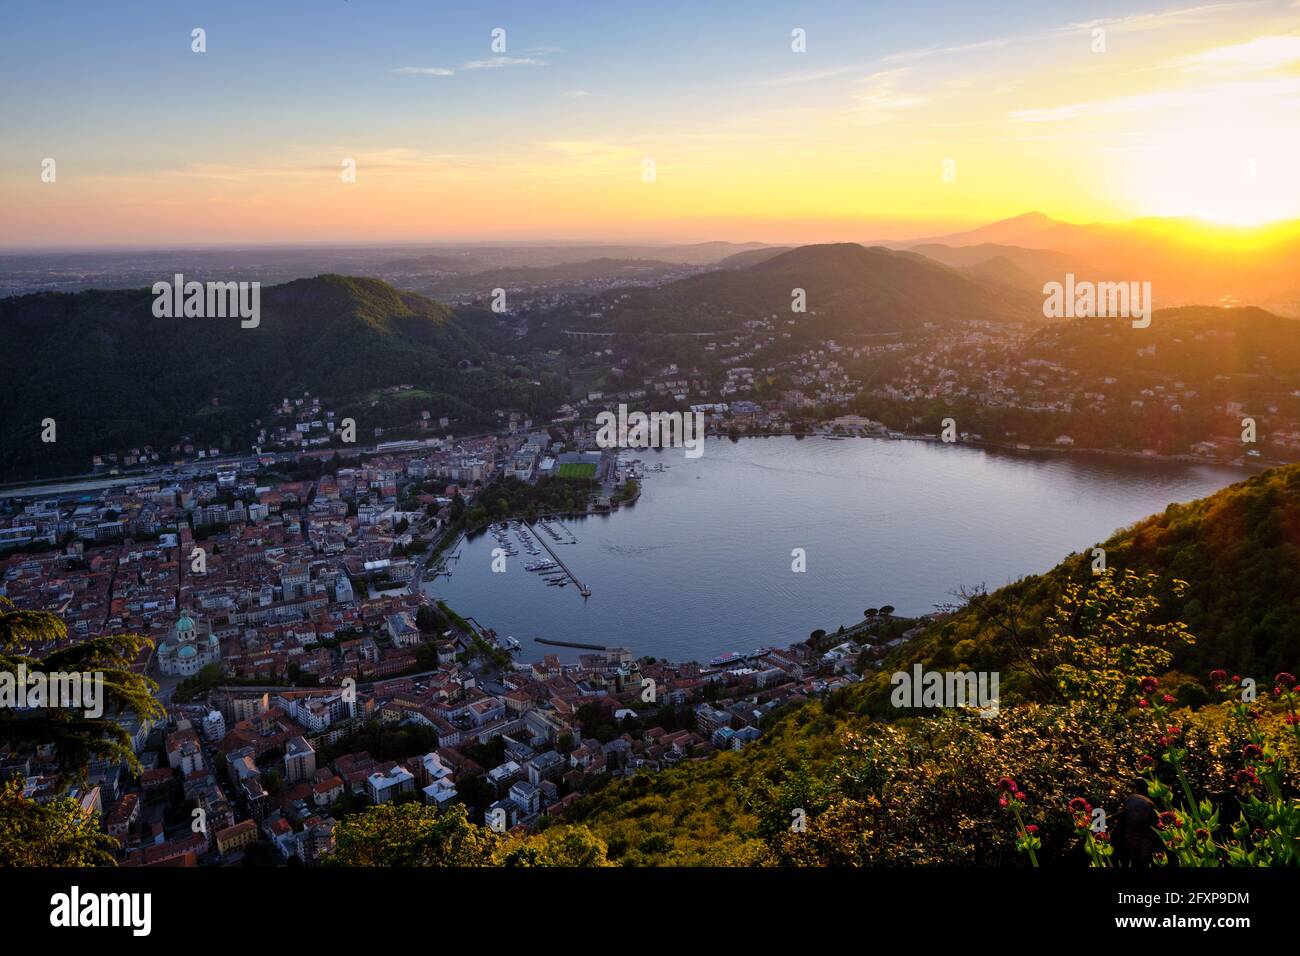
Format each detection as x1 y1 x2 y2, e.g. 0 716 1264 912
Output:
425 436 1249 664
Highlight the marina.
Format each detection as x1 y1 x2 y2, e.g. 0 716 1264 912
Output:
531 523 591 597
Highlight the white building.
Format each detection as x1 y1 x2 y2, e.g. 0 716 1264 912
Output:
156 612 220 676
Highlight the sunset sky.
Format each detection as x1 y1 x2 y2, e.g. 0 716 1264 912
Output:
2 0 1299 247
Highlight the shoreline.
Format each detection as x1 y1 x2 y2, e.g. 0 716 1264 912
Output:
767 427 1276 472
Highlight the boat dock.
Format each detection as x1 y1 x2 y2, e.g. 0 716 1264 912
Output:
532 523 590 597
535 637 607 651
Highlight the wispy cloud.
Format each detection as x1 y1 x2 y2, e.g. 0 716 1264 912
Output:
755 62 875 87
563 90 591 98
883 37 1012 64
393 66 454 77
462 56 547 70
393 55 549 77
1010 75 1300 122
1167 33 1300 73
850 69 929 112
1058 2 1260 34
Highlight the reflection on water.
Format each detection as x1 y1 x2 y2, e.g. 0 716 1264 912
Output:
427 436 1249 664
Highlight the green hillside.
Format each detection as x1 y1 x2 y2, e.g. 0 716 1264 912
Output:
530 242 1039 341
0 275 563 479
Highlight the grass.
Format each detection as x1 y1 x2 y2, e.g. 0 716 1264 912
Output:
557 462 598 479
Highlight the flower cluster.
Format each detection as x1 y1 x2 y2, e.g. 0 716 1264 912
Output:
998 777 1040 866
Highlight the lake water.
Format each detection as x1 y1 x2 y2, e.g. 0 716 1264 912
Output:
425 436 1249 664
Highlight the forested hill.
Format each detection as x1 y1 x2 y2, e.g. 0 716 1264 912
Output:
526 242 1040 342
0 275 561 480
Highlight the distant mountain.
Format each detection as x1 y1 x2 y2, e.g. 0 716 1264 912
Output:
716 247 794 269
904 213 1300 315
379 242 772 273
536 242 1040 338
903 211 1064 248
0 275 561 480
405 258 690 304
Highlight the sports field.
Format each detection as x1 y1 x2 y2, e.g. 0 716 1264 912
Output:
556 462 598 479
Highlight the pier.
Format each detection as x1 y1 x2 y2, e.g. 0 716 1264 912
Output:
534 637 607 651
532 522 590 597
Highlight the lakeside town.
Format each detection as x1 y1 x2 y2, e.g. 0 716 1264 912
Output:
2 412 936 866
5 293 1292 866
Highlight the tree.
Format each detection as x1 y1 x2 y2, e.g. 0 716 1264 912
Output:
0 779 118 866
415 604 441 633
496 825 613 866
327 803 499 866
1031 568 1194 706
0 596 164 782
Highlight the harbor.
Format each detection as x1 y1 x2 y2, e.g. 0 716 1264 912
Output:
531 523 591 597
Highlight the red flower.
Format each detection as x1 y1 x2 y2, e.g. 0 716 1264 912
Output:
1139 677 1159 694
1026 824 1039 834
1156 811 1181 830
1285 715 1299 726
1068 797 1091 813
1095 830 1110 843
1243 744 1263 760
1209 669 1228 682
1137 755 1155 770
1276 672 1296 686
1014 791 1026 801
997 777 1018 793
1233 768 1260 790
1161 694 1175 704
1137 699 1149 709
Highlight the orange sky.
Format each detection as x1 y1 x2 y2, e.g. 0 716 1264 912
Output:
3 2 1299 248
